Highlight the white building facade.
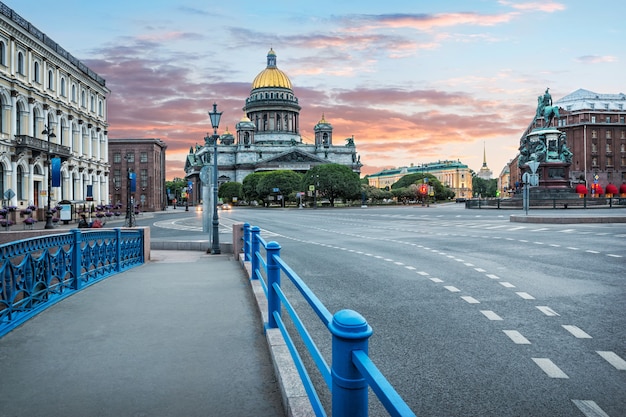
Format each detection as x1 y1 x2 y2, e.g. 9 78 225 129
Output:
0 3 110 212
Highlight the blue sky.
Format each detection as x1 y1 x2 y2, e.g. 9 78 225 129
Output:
9 0 625 179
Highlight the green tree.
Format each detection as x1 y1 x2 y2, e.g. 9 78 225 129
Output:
165 178 186 203
257 170 303 204
242 172 268 203
472 175 498 197
301 164 361 207
218 182 243 203
391 173 450 201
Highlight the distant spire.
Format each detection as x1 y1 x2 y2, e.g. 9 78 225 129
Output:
482 142 487 167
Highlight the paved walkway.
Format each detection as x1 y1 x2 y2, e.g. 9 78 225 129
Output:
0 250 285 417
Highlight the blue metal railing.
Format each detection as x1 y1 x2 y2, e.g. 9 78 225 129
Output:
0 228 144 337
242 223 416 417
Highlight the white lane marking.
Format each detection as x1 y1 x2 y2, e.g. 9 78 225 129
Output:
567 247 580 250
532 358 569 378
461 296 480 304
559 229 576 233
430 278 444 283
481 310 502 320
534 241 544 245
394 261 404 265
572 400 611 417
504 330 531 344
384 258 394 262
444 286 460 292
549 244 560 247
519 239 529 243
607 254 622 258
516 292 536 300
508 226 525 231
417 271 429 276
455 259 465 262
500 282 516 288
586 250 600 254
597 351 626 370
536 306 560 316
532 228 549 232
405 266 416 270
464 263 474 266
563 325 592 339
474 268 486 272
486 274 500 279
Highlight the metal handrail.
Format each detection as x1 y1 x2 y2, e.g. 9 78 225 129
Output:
0 228 144 337
243 223 416 417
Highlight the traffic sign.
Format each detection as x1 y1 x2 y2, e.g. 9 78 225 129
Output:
527 160 540 174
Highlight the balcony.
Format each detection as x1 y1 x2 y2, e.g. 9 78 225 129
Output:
14 134 72 158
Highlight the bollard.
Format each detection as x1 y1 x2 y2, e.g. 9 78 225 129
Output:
71 229 82 290
329 309 373 417
243 223 250 261
265 241 281 330
250 226 261 280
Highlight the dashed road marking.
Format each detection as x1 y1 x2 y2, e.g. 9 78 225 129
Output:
516 292 535 300
474 268 486 272
500 282 516 288
481 310 503 320
461 296 480 304
504 330 531 344
572 400 610 417
597 351 626 370
430 278 444 283
486 274 500 279
417 271 429 276
536 306 560 316
563 325 592 339
444 286 460 292
586 250 600 254
607 254 622 258
532 358 569 378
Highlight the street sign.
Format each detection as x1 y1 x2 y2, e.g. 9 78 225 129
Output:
527 160 540 174
4 189 15 200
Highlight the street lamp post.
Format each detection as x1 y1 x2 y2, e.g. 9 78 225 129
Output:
42 126 56 229
208 103 222 254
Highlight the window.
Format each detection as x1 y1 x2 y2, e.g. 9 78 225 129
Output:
90 95 94 111
126 152 134 162
592 130 597 139
98 100 103 116
0 164 3 195
81 91 86 107
113 153 121 163
17 52 24 74
113 169 121 189
0 41 5 66
606 143 612 153
591 116 596 123
606 116 611 123
60 78 66 96
591 142 597 153
16 166 23 199
33 62 40 83
48 69 54 90
140 169 148 188
140 152 148 163
606 130 612 139
592 157 598 167
71 85 76 102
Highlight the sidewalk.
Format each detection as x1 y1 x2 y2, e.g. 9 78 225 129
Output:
0 250 285 417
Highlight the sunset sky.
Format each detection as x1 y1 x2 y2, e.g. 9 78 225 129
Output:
9 1 625 180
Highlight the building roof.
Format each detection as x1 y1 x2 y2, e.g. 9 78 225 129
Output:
251 48 293 90
369 160 469 177
555 88 626 112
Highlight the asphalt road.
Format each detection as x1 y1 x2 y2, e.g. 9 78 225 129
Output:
147 204 626 417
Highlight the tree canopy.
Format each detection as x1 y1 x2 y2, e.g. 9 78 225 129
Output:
301 164 361 206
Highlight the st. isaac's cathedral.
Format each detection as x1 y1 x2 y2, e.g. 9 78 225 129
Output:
184 49 362 194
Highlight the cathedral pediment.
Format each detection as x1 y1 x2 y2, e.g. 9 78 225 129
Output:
264 150 326 164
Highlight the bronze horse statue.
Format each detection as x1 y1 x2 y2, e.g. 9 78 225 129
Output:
535 95 560 128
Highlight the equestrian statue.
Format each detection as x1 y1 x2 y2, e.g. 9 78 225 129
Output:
534 87 560 128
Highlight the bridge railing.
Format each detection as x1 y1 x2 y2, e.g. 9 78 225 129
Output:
0 228 144 337
243 223 416 417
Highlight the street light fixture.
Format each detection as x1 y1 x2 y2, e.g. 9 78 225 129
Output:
42 125 56 229
208 102 222 254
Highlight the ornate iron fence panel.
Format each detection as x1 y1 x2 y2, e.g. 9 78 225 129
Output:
0 228 144 337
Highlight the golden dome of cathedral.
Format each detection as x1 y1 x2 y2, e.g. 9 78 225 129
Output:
251 48 293 90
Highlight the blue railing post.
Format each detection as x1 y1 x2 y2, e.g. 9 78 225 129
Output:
115 228 122 272
250 226 260 279
243 222 251 261
329 309 373 417
266 241 281 330
71 229 82 290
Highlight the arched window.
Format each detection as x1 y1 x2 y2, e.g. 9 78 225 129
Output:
16 166 23 200
34 61 40 83
0 164 4 195
60 78 66 96
16 103 22 135
71 84 76 102
90 95 94 111
81 90 86 107
48 69 54 90
0 41 5 66
98 100 103 116
17 51 24 74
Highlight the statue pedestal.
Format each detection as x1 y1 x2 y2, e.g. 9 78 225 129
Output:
519 128 572 189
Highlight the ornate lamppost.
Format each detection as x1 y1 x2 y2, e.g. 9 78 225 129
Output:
208 103 222 254
42 125 56 229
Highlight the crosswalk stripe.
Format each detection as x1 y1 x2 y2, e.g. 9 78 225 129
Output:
572 400 610 417
597 351 626 370
532 358 568 378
